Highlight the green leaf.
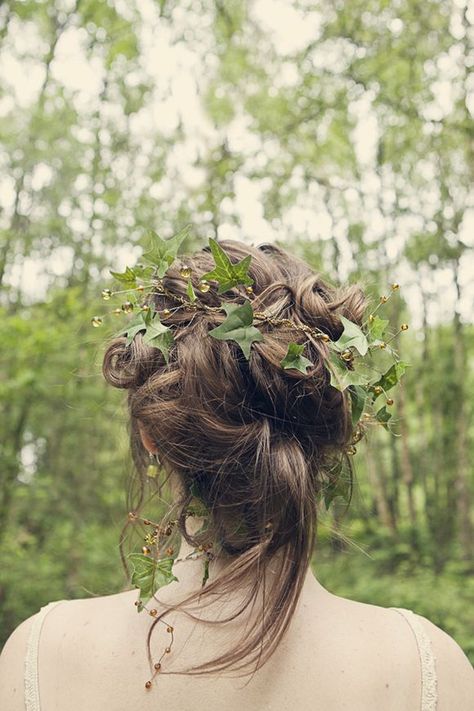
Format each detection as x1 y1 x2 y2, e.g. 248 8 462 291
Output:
371 361 409 395
348 384 367 426
142 225 191 278
128 553 178 608
202 557 210 588
142 315 173 363
375 405 392 429
322 460 350 510
201 238 253 293
280 342 313 374
328 351 372 391
110 266 137 288
368 316 389 341
334 316 369 355
208 301 264 359
123 320 147 345
186 278 196 303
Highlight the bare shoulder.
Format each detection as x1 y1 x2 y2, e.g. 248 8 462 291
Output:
415 613 474 710
0 611 37 711
0 591 135 711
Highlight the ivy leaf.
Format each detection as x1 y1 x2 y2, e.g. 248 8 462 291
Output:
128 553 178 608
371 361 409 396
328 351 371 391
110 266 137 288
123 320 147 345
323 460 350 510
348 384 367 426
142 315 173 363
375 405 392 429
202 557 210 588
186 278 196 302
368 316 389 341
201 238 253 294
208 301 263 359
142 225 191 277
280 342 313 373
334 316 369 356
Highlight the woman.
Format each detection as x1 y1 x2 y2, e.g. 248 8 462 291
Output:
1 238 473 710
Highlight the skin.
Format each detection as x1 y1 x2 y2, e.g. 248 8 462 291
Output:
1 436 473 710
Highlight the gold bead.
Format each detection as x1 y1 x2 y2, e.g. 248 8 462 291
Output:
162 308 171 316
320 333 330 342
134 600 140 606
165 647 171 653
121 301 134 313
128 511 137 520
351 426 364 444
341 349 353 362
149 609 158 617
380 295 388 303
391 283 400 290
145 681 152 689
373 385 383 395
154 662 161 671
245 286 253 294
101 288 112 300
142 546 151 555
368 314 375 323
180 265 192 278
166 547 174 556
91 316 103 327
347 445 357 455
386 398 394 405
113 307 122 315
167 626 173 633
140 303 150 311
400 323 409 331
143 519 151 525
154 280 164 293
379 341 386 349
197 279 210 293
137 284 145 291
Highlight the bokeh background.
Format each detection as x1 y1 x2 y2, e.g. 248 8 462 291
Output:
1 0 473 660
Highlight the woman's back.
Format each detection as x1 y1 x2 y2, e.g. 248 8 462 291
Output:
1 566 473 711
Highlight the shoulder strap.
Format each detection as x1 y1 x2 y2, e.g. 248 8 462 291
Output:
391 607 438 711
24 600 65 711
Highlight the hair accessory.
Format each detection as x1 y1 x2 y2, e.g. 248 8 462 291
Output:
93 226 409 442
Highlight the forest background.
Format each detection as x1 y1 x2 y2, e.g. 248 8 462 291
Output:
1 0 473 662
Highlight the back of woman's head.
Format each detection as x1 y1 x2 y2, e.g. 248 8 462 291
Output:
102 238 366 675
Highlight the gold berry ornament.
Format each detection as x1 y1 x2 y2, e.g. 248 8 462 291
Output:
101 288 112 300
400 323 409 331
180 265 192 278
91 316 103 327
121 301 134 313
197 279 210 293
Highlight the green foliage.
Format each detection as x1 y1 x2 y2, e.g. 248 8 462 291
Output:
280 342 313 373
208 301 264 358
128 554 177 608
201 238 254 294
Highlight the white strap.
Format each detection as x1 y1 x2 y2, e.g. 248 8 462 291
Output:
24 601 64 711
391 607 438 711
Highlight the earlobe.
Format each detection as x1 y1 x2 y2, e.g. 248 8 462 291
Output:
138 425 158 455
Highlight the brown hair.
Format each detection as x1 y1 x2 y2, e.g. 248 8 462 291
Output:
102 239 366 676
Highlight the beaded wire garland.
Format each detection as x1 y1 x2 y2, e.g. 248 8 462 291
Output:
93 226 410 690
